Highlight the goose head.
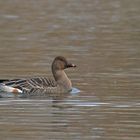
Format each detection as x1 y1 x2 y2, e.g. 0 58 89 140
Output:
52 56 76 71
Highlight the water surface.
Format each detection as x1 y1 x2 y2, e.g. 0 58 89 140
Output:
0 0 140 140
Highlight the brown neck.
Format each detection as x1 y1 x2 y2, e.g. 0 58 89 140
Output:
52 69 72 90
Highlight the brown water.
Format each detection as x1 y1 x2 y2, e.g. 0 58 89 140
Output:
0 0 140 140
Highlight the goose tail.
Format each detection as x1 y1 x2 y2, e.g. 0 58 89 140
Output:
0 84 23 94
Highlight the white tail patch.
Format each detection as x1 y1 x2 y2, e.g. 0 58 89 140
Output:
0 84 22 94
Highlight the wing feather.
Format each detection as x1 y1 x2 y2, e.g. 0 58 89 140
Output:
3 77 57 94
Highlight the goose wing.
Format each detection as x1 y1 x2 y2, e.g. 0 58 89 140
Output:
2 77 57 94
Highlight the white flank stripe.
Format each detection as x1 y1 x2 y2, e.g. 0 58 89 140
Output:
0 84 22 93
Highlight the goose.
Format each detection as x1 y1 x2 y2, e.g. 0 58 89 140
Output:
0 56 76 97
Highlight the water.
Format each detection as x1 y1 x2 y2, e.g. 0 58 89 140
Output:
0 0 140 140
